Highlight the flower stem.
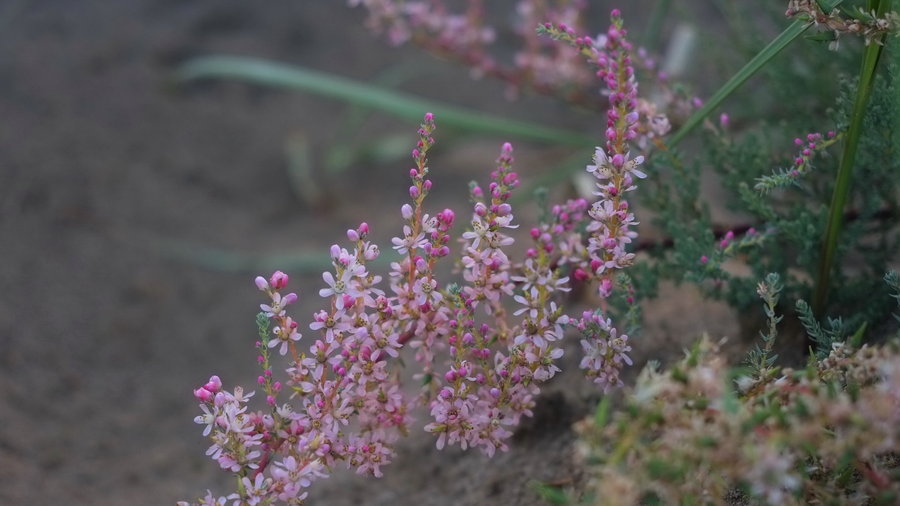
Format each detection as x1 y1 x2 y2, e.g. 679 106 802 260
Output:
813 0 892 316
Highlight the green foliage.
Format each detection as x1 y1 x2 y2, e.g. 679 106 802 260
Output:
639 2 899 345
575 336 900 505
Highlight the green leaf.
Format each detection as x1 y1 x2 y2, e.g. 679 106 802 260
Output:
594 396 612 427
177 55 594 147
530 481 570 505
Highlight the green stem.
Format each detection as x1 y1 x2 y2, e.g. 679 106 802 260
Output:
812 0 892 316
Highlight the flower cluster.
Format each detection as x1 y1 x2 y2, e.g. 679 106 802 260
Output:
348 0 595 103
575 337 900 505
755 130 841 193
349 0 698 116
185 11 653 504
786 0 900 49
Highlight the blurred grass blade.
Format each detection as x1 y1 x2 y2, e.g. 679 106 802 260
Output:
813 0 891 316
177 55 594 146
666 0 843 147
156 239 337 273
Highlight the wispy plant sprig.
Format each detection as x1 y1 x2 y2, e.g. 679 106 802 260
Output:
746 273 783 378
754 130 842 194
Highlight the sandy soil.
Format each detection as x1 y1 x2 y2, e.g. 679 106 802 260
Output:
0 1 740 504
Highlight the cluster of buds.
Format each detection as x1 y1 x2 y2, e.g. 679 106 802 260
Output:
185 10 653 504
786 0 900 49
755 130 841 193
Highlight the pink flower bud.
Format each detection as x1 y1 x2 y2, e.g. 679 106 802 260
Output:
346 229 360 241
700 255 709 264
270 271 289 290
599 278 613 298
573 268 589 282
330 244 341 259
424 112 434 123
401 204 413 220
193 387 213 402
409 185 419 198
254 276 268 291
204 375 222 392
282 292 298 306
440 208 455 224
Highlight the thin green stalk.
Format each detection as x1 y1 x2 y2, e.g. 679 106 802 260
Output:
813 0 893 316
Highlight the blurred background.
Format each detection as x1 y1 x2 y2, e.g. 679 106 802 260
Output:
0 1 748 504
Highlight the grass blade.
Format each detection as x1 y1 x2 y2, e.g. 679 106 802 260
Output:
666 19 809 147
177 55 594 147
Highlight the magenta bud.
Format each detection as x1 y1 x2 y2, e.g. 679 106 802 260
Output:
423 180 432 191
424 112 434 123
445 370 457 382
409 168 418 178
346 229 360 241
270 271 289 290
441 208 455 224
193 387 213 402
490 387 501 398
573 268 588 282
409 186 419 199
204 375 222 392
700 255 709 264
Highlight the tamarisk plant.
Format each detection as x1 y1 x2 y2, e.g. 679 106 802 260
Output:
182 12 651 504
